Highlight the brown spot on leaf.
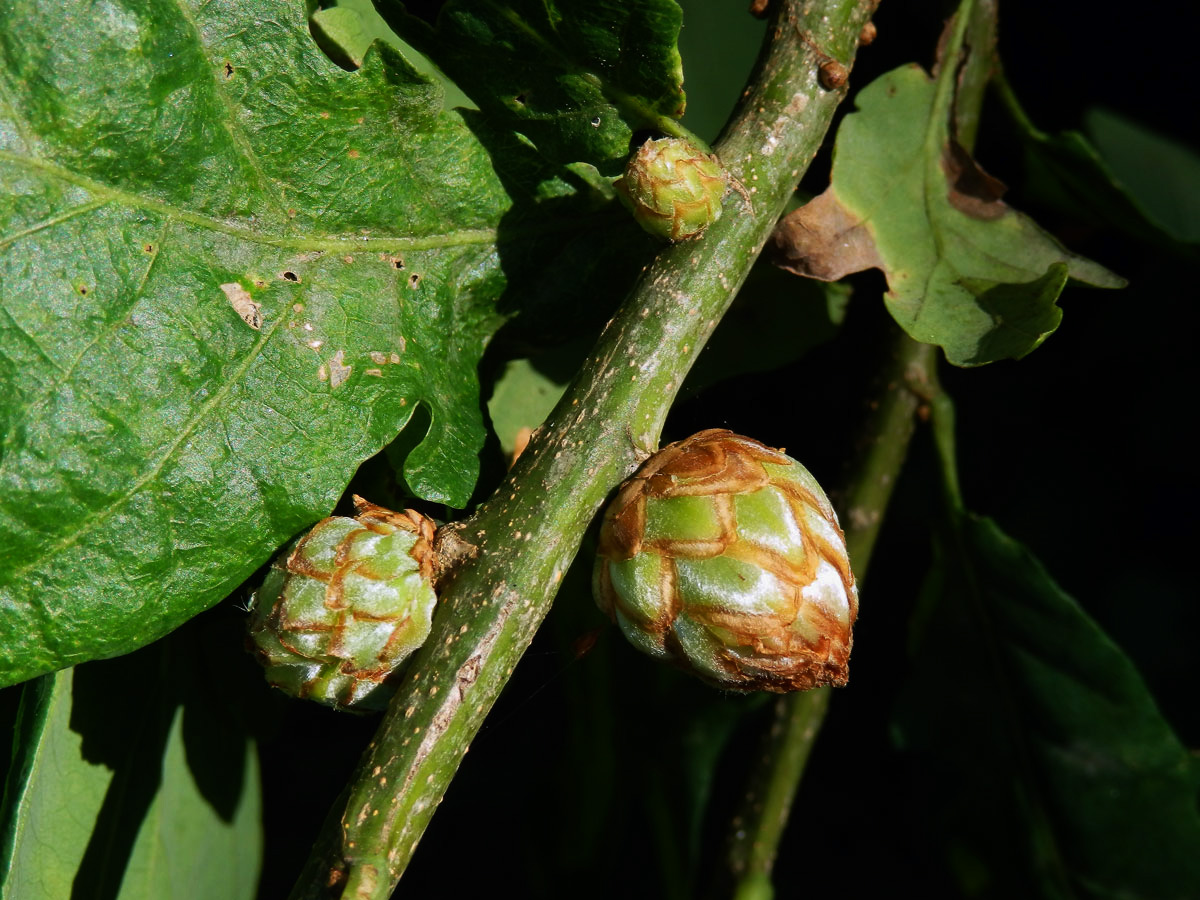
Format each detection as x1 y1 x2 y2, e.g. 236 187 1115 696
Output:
769 189 884 281
348 148 360 159
220 282 262 330
327 350 352 388
943 141 1008 220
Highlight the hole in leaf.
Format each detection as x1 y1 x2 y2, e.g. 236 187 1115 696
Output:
143 243 154 253
223 61 234 79
281 271 300 282
408 273 421 289
514 93 527 106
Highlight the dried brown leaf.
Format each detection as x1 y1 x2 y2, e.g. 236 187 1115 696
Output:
768 189 884 281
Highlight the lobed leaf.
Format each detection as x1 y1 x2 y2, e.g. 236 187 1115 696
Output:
771 10 1124 366
372 0 688 173
0 0 615 684
895 514 1200 899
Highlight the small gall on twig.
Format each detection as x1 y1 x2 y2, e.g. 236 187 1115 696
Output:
616 138 729 241
819 59 849 90
792 26 850 92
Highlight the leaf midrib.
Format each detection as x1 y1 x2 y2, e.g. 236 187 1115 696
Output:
0 151 499 253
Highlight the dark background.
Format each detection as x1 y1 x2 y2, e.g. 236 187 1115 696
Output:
2 1 1195 897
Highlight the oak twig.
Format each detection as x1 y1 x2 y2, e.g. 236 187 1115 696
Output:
290 2 876 897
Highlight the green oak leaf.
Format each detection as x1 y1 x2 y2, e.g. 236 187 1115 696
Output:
1085 108 1200 244
894 514 1200 899
310 6 375 70
0 0 615 685
487 356 572 461
310 0 475 111
0 648 261 899
372 0 688 173
771 10 1124 366
1002 84 1200 250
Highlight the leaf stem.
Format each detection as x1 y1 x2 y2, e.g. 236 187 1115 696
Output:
726 331 938 897
289 2 876 897
725 1 998 892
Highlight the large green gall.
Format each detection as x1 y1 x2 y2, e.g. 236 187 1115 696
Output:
593 430 858 692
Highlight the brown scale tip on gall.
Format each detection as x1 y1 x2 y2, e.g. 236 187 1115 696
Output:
859 21 878 46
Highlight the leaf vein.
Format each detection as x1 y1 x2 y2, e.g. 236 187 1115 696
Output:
2 304 289 585
0 54 35 154
0 199 111 251
163 0 290 219
0 151 500 252
0 216 175 468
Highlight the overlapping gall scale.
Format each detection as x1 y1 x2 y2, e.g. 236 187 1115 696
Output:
247 497 438 711
616 137 729 240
